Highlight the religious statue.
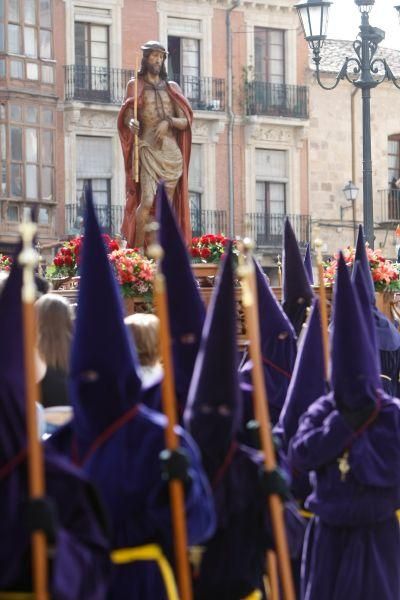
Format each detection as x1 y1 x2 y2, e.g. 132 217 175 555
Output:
118 41 193 247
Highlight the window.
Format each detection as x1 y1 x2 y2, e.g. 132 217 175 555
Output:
24 0 36 25
74 137 113 233
388 136 400 184
189 144 202 235
74 22 110 98
10 59 23 78
0 102 55 203
1 0 54 80
388 135 400 220
41 63 53 83
26 62 38 79
24 26 37 57
8 23 21 53
254 27 285 84
255 149 287 243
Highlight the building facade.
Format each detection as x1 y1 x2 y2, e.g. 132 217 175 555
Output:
0 0 59 252
306 39 400 259
0 0 312 279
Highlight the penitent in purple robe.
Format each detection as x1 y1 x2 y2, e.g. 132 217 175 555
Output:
185 248 303 599
240 258 297 428
353 225 400 396
282 218 314 337
290 253 400 600
0 265 110 598
49 184 215 599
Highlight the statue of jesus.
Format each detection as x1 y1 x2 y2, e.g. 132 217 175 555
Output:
118 41 193 247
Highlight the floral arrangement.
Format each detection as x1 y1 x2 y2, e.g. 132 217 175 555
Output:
0 253 12 271
48 235 154 299
190 233 238 263
51 235 120 278
109 248 155 299
323 245 400 292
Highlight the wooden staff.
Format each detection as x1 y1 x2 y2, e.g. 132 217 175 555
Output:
147 238 193 600
238 238 295 600
314 238 330 381
134 53 139 183
18 222 49 600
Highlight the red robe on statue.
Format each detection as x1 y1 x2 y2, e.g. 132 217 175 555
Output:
117 77 193 247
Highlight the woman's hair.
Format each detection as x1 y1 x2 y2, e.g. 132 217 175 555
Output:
125 313 160 367
36 294 73 372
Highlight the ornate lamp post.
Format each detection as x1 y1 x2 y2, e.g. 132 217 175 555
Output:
296 0 400 248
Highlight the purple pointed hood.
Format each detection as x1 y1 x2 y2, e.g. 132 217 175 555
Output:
240 259 297 424
303 243 314 285
354 224 376 305
279 299 326 448
156 183 206 409
282 218 314 335
354 227 400 352
331 253 381 410
352 260 380 366
70 185 142 453
0 264 26 467
184 245 241 461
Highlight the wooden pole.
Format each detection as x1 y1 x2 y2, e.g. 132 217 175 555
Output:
18 222 49 600
314 238 330 381
134 53 139 183
238 239 295 600
147 240 193 600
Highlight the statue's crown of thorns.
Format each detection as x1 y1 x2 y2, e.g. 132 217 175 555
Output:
141 41 168 56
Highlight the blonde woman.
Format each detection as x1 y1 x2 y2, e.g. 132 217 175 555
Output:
124 312 163 387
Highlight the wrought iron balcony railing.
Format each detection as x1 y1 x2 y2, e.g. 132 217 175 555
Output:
245 213 311 249
65 203 124 237
378 188 400 223
171 74 225 111
246 81 309 119
191 209 228 238
64 65 134 105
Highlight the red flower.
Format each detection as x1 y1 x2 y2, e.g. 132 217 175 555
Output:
191 247 201 257
201 248 211 259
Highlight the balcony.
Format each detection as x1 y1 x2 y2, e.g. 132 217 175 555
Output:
378 188 400 224
170 74 225 112
191 209 228 237
64 65 134 105
245 213 311 249
65 203 124 237
246 81 309 119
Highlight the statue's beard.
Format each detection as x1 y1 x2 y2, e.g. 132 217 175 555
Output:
147 63 162 75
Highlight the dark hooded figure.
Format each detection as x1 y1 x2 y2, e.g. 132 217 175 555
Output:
289 253 400 600
276 298 327 499
239 258 297 428
158 182 206 414
282 219 314 336
274 299 327 596
49 186 215 599
303 243 314 286
0 263 110 598
184 247 297 600
354 224 400 396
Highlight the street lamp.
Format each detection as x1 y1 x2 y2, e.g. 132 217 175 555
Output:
341 181 359 243
295 0 400 248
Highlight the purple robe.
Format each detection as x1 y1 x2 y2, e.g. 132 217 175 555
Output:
0 450 110 598
49 404 215 599
289 392 400 600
